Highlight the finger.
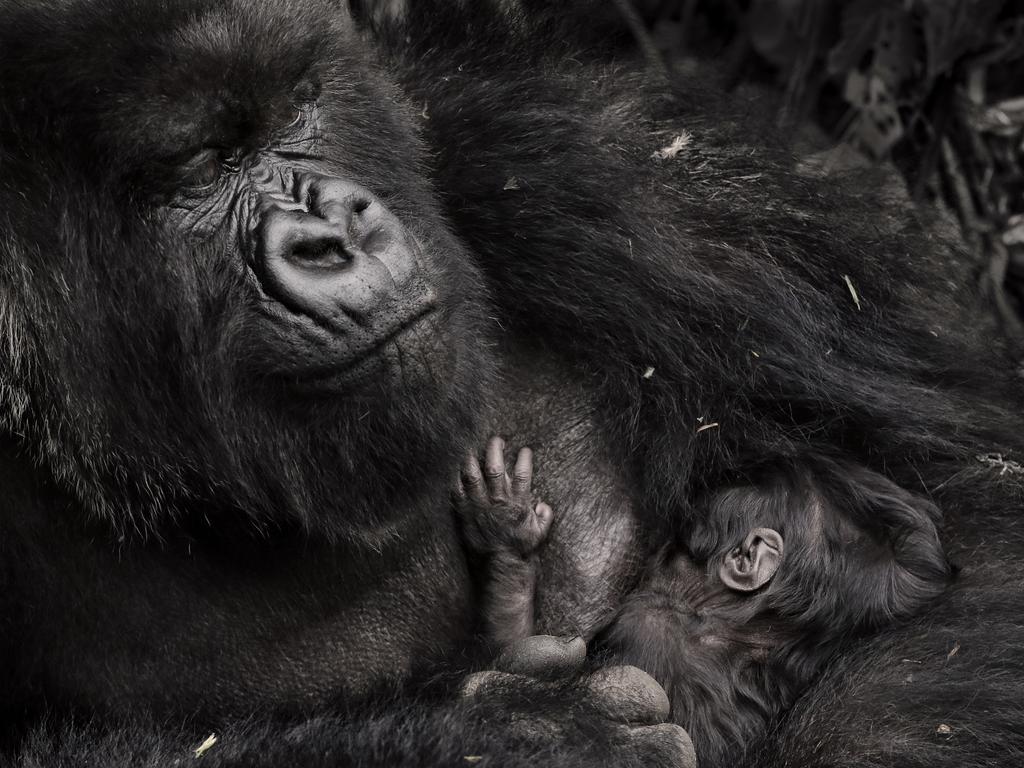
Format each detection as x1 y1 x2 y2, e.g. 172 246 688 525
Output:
532 502 553 538
510 447 534 497
460 454 488 505
514 502 553 551
624 724 697 768
458 670 515 699
483 436 509 502
586 665 670 724
494 635 586 679
451 466 466 500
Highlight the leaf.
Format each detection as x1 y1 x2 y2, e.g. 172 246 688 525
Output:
830 4 917 93
842 71 904 157
872 9 919 93
194 734 217 758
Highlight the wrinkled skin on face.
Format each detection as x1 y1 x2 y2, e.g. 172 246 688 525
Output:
0 0 493 541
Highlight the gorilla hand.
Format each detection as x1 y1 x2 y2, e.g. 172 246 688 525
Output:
459 635 697 768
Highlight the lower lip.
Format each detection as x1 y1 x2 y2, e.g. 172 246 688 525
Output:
299 306 440 387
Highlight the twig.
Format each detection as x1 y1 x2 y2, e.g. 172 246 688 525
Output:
612 0 671 82
940 137 984 245
987 239 1024 345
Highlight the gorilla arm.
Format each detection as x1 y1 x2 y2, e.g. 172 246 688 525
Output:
18 637 695 768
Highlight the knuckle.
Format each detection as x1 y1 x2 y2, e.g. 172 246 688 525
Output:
625 724 696 768
586 665 670 724
591 664 662 695
458 670 507 699
461 474 483 490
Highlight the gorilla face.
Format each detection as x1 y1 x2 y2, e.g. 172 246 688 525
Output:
0 0 493 539
248 170 441 383
170 108 446 390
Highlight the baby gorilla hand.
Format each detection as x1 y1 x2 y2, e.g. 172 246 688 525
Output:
455 436 553 645
455 436 553 557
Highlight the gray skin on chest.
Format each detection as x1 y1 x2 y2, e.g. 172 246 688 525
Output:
489 346 645 640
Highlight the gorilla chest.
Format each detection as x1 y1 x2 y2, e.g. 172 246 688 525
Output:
492 354 644 639
16 509 473 717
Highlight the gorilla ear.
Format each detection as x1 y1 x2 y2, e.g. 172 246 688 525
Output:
718 527 784 592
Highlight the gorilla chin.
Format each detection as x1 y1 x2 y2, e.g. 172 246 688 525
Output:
289 305 450 393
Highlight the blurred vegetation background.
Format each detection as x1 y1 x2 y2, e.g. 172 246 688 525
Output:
538 0 1024 344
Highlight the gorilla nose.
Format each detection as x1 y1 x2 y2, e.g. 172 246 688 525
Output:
256 176 416 324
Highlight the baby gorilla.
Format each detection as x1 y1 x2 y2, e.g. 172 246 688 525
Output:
455 438 953 768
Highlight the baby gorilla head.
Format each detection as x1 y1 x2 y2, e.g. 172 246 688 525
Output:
603 460 953 768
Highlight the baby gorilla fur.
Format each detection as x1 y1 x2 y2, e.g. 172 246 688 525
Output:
456 439 953 767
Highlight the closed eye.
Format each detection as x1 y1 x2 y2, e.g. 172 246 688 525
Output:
180 147 247 193
180 149 223 191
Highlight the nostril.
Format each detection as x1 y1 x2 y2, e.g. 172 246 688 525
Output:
289 237 352 269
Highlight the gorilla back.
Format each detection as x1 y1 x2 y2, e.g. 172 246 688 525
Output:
2 1 1024 767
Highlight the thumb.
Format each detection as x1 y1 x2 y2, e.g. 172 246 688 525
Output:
494 635 587 679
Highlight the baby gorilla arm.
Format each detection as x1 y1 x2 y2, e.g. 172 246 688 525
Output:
455 436 553 647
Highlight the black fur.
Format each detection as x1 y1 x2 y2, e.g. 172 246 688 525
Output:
603 461 953 766
0 0 496 543
1 0 1023 766
386 4 1024 765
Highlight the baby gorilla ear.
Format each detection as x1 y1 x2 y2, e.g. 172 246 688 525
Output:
718 527 784 592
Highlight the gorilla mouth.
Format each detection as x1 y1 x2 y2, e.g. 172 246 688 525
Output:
361 304 439 359
304 304 440 384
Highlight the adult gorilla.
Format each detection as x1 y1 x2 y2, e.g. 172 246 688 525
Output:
0 1 1022 766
